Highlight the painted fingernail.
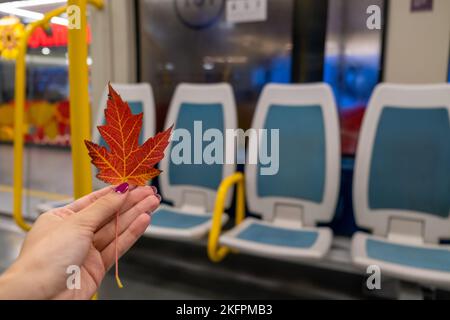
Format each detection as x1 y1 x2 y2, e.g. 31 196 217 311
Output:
155 193 161 201
151 186 158 194
115 182 129 194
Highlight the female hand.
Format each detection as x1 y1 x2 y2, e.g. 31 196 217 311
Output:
0 183 160 300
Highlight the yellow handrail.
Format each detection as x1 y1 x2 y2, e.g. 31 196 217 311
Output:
208 172 245 262
13 0 103 232
13 6 68 231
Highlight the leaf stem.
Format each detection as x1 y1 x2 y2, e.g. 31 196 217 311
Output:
115 211 123 288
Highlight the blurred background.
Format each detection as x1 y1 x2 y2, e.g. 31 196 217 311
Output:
0 0 449 299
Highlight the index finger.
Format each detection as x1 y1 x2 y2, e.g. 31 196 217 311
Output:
65 186 114 212
72 183 130 230
65 184 146 214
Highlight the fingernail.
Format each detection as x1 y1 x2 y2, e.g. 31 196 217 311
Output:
115 182 129 194
151 186 158 194
155 194 161 201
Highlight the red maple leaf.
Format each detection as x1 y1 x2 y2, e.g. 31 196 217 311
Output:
84 83 172 288
85 84 172 185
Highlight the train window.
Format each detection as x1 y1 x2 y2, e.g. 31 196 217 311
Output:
138 0 385 157
0 14 92 147
323 0 385 156
138 0 293 131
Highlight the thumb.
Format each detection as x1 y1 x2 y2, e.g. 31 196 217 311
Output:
72 183 130 230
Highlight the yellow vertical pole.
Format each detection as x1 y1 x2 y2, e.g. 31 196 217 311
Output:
67 0 92 199
67 0 103 300
12 25 30 231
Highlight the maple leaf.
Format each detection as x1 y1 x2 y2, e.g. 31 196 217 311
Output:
84 83 173 288
84 83 173 186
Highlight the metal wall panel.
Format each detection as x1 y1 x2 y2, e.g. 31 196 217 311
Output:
324 0 385 155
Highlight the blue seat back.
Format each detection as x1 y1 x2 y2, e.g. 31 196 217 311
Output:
368 107 450 218
159 83 237 212
257 105 326 203
246 84 340 226
353 84 450 242
168 102 224 190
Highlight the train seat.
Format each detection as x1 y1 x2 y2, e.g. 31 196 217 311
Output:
219 83 341 260
146 83 237 240
36 82 156 212
351 84 450 289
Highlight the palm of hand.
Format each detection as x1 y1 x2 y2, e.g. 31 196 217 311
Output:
14 185 158 300
20 209 107 299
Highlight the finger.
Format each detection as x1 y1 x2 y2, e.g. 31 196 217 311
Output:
66 185 152 219
101 213 150 271
94 186 156 231
94 193 160 251
118 186 156 214
66 185 140 213
71 183 130 231
65 186 114 212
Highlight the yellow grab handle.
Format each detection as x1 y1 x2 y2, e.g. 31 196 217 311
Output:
13 5 69 232
208 172 245 262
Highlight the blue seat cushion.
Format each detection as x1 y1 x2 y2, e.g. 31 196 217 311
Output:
366 238 450 272
236 223 318 248
151 208 211 229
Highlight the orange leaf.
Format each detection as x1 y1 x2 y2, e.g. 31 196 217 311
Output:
84 83 173 186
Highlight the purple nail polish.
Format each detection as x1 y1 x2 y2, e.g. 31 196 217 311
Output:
115 182 129 194
151 186 158 194
155 193 161 201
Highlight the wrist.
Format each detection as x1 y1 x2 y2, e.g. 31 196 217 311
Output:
0 260 52 300
0 265 25 299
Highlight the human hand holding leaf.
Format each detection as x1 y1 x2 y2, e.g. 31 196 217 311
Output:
85 83 172 287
